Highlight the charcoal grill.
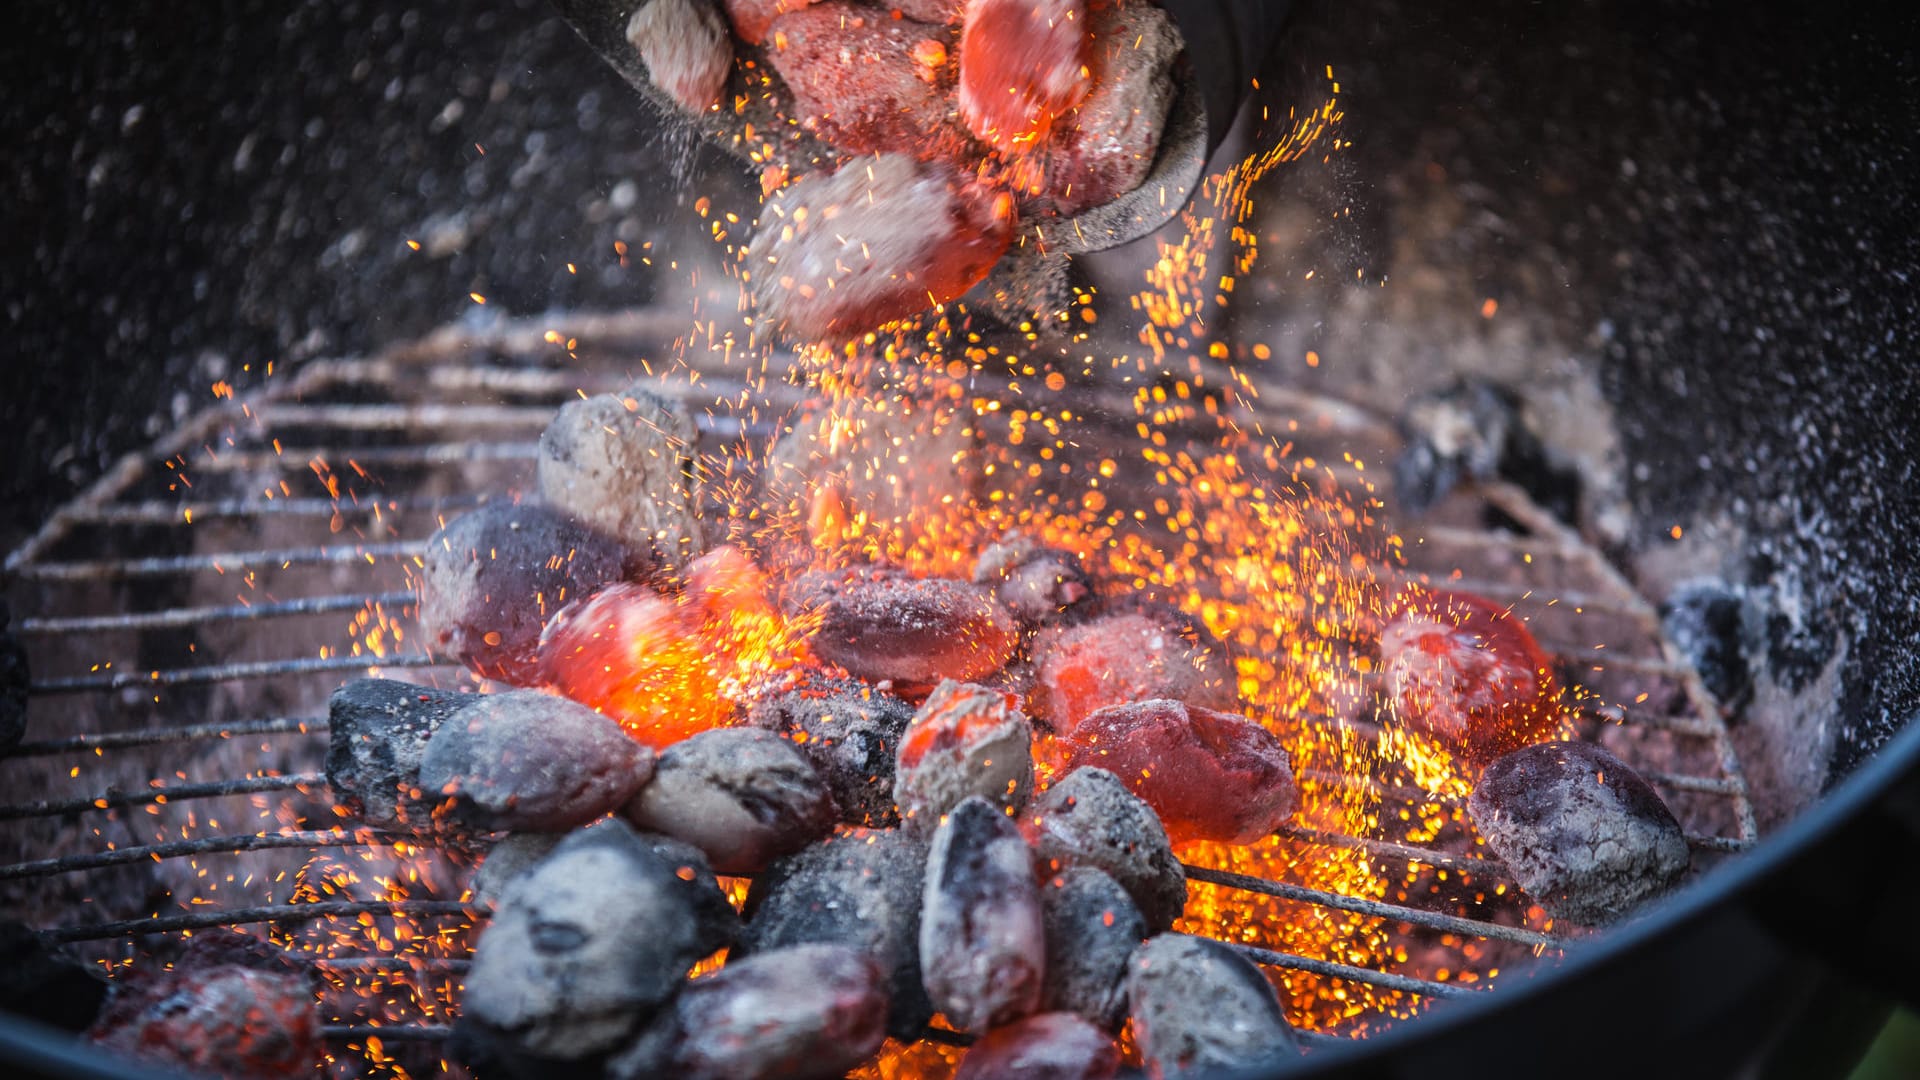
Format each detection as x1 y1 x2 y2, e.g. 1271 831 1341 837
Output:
0 308 1770 1072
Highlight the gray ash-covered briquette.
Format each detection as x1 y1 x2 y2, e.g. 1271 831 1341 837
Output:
419 689 654 833
744 669 916 827
623 726 838 874
920 795 1047 1033
893 678 1034 834
459 818 737 1067
416 501 631 684
325 677 473 838
1469 740 1691 925
971 531 1093 626
785 567 1019 686
625 0 733 115
1127 934 1300 1078
608 944 890 1080
954 1011 1121 1080
1039 867 1146 1030
1029 767 1188 933
736 826 935 1037
472 832 564 911
537 382 705 569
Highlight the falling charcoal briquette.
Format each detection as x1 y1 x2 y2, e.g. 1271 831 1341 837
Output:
1029 611 1235 736
788 568 1019 687
609 944 890 1080
1468 740 1691 925
921 795 1047 1033
1127 934 1300 1078
736 827 934 1037
1039 867 1146 1030
893 679 1034 834
417 501 631 683
954 1011 1121 1080
744 669 916 827
419 689 655 833
623 726 838 874
626 0 733 114
1063 699 1297 846
971 531 1093 626
1029 767 1187 932
460 819 737 1065
88 937 320 1079
536 382 705 569
325 677 473 838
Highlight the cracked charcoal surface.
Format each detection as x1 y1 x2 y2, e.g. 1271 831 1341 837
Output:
1127 934 1299 1077
325 678 473 838
737 826 934 1037
417 501 631 685
623 725 837 874
1030 767 1186 933
419 688 654 832
920 795 1046 1033
1469 740 1690 925
744 670 916 827
460 818 736 1064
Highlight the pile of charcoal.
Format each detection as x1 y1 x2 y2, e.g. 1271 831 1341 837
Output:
626 0 1187 338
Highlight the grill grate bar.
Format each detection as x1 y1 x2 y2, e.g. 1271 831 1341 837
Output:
1184 864 1558 947
0 830 404 881
62 495 486 526
19 593 414 635
6 717 324 757
187 441 540 473
1226 940 1476 1000
17 540 422 583
32 653 450 694
0 773 323 822
44 900 478 944
323 1025 455 1042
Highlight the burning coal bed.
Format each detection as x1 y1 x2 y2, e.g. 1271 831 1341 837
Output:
56 373 1701 1080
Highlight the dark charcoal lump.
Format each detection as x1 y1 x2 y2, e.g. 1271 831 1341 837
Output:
1029 767 1187 932
0 598 26 754
737 827 934 1037
623 726 837 874
920 796 1046 1033
325 678 472 838
745 670 915 827
786 568 1019 686
972 531 1093 626
472 832 565 911
954 1012 1121 1080
0 920 107 1032
1040 867 1146 1030
416 501 631 685
419 689 654 833
1660 580 1760 708
459 818 737 1066
1468 740 1690 925
1392 378 1582 522
610 944 890 1080
1127 934 1299 1078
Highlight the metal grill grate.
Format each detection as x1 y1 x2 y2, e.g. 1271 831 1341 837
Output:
0 312 1758 1060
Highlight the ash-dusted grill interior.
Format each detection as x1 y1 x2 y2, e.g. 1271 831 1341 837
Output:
0 309 1765 1071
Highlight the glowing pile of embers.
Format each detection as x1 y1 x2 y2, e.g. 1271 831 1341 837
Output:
75 375 1700 1080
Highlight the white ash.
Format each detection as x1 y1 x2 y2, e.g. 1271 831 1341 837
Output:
419 689 654 833
893 678 1034 834
1029 767 1187 932
736 826 935 1037
920 795 1046 1033
536 382 705 569
1127 934 1300 1078
459 818 737 1064
1468 740 1690 925
626 0 733 114
622 726 838 874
